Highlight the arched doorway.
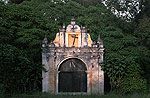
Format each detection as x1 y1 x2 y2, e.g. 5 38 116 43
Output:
58 58 87 92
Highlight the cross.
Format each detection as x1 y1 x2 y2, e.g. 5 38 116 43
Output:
71 35 78 46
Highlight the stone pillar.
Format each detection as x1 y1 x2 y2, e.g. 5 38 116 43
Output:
48 56 55 93
98 67 104 94
91 58 99 94
86 70 90 94
42 52 49 92
90 57 104 94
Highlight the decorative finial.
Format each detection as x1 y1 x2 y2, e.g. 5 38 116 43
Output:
43 36 48 44
71 18 75 25
63 23 65 29
50 41 55 47
42 36 48 48
81 27 86 33
97 35 103 45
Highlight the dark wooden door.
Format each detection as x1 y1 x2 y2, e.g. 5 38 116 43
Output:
58 58 87 92
59 72 73 92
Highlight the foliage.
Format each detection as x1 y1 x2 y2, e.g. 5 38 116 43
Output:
0 44 42 93
0 84 5 98
101 26 146 93
135 0 150 20
134 8 150 93
134 15 150 48
72 0 101 7
137 54 150 93
101 0 141 21
0 2 47 93
119 57 146 93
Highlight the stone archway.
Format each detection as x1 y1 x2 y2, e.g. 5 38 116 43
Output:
58 58 87 92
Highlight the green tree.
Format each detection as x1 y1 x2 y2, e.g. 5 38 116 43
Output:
72 0 101 7
0 2 49 93
135 15 150 49
134 15 150 94
101 26 146 93
101 0 141 21
137 55 150 94
8 0 31 4
0 44 42 93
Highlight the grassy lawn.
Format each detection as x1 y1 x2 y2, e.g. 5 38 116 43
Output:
2 93 150 98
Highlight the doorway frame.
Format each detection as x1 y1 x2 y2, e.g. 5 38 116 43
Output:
55 57 90 94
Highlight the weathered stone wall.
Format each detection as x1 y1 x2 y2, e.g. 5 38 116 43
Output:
42 46 104 94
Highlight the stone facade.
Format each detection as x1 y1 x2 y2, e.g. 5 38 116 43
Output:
42 19 104 94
